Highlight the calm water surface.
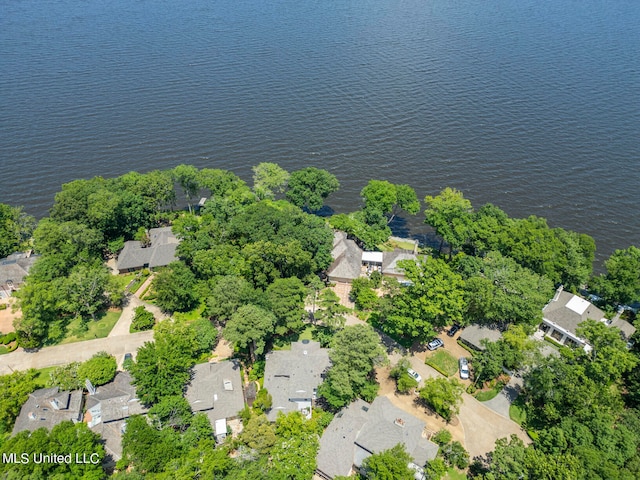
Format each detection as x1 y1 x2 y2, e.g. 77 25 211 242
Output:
1 0 639 263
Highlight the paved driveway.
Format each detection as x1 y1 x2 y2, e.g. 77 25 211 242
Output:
481 376 523 419
0 331 154 375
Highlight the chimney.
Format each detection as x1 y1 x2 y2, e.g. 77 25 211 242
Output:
552 285 563 302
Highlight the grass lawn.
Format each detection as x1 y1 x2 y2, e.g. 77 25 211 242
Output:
33 366 57 387
272 324 316 350
426 350 459 377
474 382 504 402
173 303 206 322
59 310 121 344
510 402 527 426
444 468 468 480
111 273 136 291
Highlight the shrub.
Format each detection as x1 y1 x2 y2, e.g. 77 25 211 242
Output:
432 429 452 446
77 352 117 387
130 306 155 332
1 332 17 344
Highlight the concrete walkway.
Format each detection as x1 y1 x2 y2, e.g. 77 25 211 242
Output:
108 295 167 338
0 331 154 375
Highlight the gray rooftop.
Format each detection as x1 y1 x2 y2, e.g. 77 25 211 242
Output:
263 341 331 421
610 318 637 340
185 360 245 424
459 325 503 351
0 251 39 289
543 289 606 336
381 251 417 278
316 399 371 478
116 227 180 272
13 387 83 434
85 372 147 425
327 231 363 282
316 397 439 478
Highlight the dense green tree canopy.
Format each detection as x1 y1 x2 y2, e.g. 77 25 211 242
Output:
0 422 106 479
361 180 421 224
286 167 340 212
252 162 290 200
419 377 464 421
460 251 554 325
0 203 35 258
152 261 199 313
265 277 307 335
319 324 385 409
224 304 276 361
425 187 474 256
591 245 640 305
362 443 415 480
77 351 117 386
0 370 37 434
130 320 214 406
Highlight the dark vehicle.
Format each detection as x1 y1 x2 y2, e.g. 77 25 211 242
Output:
124 353 132 362
447 325 460 337
427 338 444 351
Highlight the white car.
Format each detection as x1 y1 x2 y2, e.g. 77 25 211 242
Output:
407 368 422 383
459 357 470 380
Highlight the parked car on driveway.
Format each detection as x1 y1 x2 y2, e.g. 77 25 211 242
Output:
459 357 470 379
427 338 444 351
407 368 422 383
447 324 460 337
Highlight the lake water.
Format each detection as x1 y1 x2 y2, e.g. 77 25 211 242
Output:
1 0 639 264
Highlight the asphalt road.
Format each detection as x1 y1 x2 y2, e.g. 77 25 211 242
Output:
0 331 154 375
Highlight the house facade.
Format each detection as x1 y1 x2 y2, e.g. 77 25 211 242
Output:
541 286 636 350
316 397 439 479
326 231 418 283
116 227 180 274
13 387 83 434
263 341 330 421
84 372 147 463
184 360 245 441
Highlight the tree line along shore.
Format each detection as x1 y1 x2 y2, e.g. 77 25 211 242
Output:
0 163 639 479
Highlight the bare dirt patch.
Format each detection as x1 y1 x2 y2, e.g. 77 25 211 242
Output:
0 299 19 334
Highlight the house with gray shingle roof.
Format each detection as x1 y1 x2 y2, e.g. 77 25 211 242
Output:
459 325 503 351
185 360 245 440
116 227 180 274
13 387 83 434
316 396 439 479
84 372 147 462
541 286 636 350
0 251 39 295
327 231 364 283
263 341 331 421
327 231 418 283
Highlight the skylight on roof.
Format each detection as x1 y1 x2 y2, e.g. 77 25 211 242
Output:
566 296 590 315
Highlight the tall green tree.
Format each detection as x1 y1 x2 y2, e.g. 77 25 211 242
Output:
224 304 276 361
0 203 35 258
286 167 340 212
361 180 420 224
424 187 473 257
152 262 199 313
252 162 290 200
382 257 465 340
419 377 464 421
361 443 415 480
591 246 640 306
265 277 308 335
173 164 201 213
0 370 38 434
77 351 117 386
318 324 385 409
